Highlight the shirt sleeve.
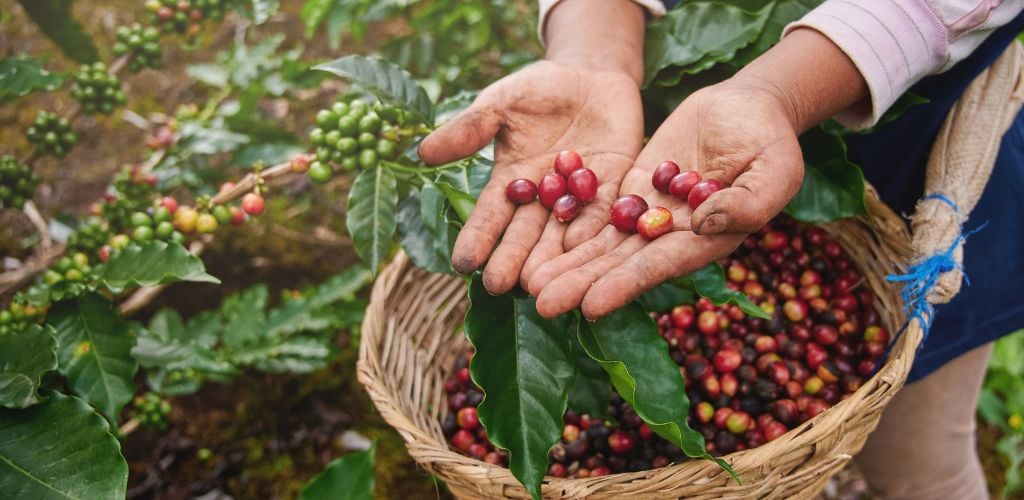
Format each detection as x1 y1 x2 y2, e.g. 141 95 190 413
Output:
785 0 1024 129
537 0 668 42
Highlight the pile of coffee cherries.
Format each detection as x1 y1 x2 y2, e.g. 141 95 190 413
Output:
113 23 163 72
442 215 890 477
25 111 77 158
70 62 127 115
650 160 723 210
504 150 598 223
0 155 41 211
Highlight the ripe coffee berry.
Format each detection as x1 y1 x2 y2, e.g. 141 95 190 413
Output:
651 160 680 193
567 168 598 202
241 193 265 216
457 407 480 430
636 207 673 241
609 194 648 233
687 179 725 210
538 173 568 209
552 195 582 223
669 171 702 201
553 150 583 177
505 179 538 205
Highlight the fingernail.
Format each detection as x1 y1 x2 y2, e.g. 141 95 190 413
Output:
695 213 729 235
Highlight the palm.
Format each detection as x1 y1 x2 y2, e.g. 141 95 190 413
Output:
419 61 643 294
530 83 805 319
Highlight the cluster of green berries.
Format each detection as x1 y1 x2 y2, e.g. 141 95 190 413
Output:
306 99 404 184
0 300 47 336
100 168 158 232
70 62 127 115
66 218 113 257
25 111 77 158
147 0 230 38
0 156 41 210
113 24 163 72
123 205 189 246
42 252 97 291
132 393 172 431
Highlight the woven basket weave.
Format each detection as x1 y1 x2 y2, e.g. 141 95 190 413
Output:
356 44 1024 499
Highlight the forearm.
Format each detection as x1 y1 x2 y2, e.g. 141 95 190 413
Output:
543 0 647 86
732 27 869 133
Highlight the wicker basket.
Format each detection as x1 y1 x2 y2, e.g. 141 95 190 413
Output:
357 43 1024 500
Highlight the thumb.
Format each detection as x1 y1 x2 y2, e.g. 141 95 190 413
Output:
418 96 502 166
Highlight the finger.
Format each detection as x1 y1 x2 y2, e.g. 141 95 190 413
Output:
418 95 501 166
691 137 803 235
581 232 745 319
527 225 627 297
482 203 548 294
451 176 515 274
520 216 567 291
535 235 648 318
564 178 619 250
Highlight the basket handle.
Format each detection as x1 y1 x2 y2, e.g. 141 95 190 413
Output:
905 42 1024 306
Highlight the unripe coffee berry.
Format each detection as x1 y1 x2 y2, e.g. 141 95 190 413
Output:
538 173 567 209
669 171 702 201
688 179 725 210
609 194 648 233
505 179 538 205
567 168 598 202
636 207 673 241
553 150 583 177
553 195 582 223
651 160 680 193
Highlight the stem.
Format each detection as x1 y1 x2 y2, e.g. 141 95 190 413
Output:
382 160 460 175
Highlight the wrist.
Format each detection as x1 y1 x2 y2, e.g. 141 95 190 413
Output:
543 0 646 86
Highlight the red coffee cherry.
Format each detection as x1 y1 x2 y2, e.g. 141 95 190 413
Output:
505 178 538 205
669 170 702 201
538 173 567 209
687 179 725 210
609 194 648 233
651 160 680 193
553 195 582 223
636 207 673 241
554 150 584 177
241 193 265 216
567 167 598 202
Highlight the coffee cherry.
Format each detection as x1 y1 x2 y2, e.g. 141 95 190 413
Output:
670 305 695 329
241 193 265 216
553 150 583 177
725 411 752 434
863 325 889 344
763 421 788 442
505 179 538 205
70 62 126 115
567 168 598 202
25 111 77 157
457 407 480 430
636 207 673 241
687 179 725 210
552 195 582 223
114 23 162 72
609 194 648 233
713 349 742 373
451 429 475 452
607 431 636 454
669 171 702 201
308 161 333 184
651 161 680 193
0 156 41 210
174 206 199 233
697 310 719 335
538 173 568 209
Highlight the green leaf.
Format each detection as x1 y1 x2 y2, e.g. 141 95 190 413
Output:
300 442 376 500
465 279 575 500
785 127 867 223
235 336 333 373
438 156 492 198
220 285 269 350
16 0 99 63
101 241 220 294
133 310 236 376
0 325 59 409
0 392 127 499
579 303 736 480
347 167 399 277
0 57 65 104
567 323 611 419
643 1 774 87
46 293 138 423
251 0 280 24
638 282 696 313
232 142 305 168
177 122 251 156
397 194 452 274
314 55 434 124
672 264 769 319
728 0 822 68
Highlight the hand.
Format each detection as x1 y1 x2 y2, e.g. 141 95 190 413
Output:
418 60 643 294
528 79 804 319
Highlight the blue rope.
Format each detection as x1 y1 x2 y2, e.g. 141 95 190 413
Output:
868 194 986 375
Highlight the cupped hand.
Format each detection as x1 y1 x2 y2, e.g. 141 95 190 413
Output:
528 79 806 319
417 60 643 294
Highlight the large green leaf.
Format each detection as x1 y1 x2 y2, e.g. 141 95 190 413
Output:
220 285 269 350
728 0 822 68
672 263 770 319
235 336 333 373
0 325 59 409
643 1 774 87
0 57 65 104
397 194 452 274
567 323 611 419
346 167 399 277
300 442 375 500
46 293 138 423
465 279 574 500
785 127 867 222
101 241 220 294
579 303 736 479
132 310 236 376
16 0 99 63
0 392 127 499
314 55 434 124
438 156 492 198
638 282 696 313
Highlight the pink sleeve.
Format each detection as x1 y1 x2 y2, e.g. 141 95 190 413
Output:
785 0 1024 129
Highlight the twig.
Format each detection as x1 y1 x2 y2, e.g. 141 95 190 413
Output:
118 417 140 436
21 201 52 250
0 244 65 296
211 160 298 204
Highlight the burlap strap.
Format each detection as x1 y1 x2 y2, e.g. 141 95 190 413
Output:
911 41 1024 304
